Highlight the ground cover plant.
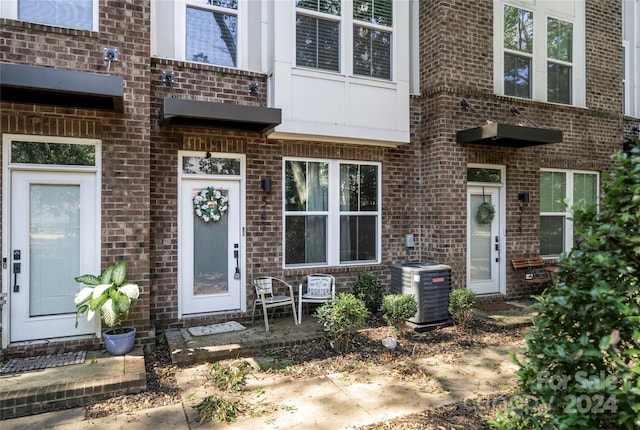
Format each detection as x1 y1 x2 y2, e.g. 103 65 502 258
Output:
494 147 640 429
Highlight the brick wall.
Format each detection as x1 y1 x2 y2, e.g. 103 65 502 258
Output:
0 1 152 357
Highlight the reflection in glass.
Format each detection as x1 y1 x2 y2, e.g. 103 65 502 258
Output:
193 190 229 296
296 14 340 72
19 0 92 30
540 216 564 256
30 184 80 316
504 54 531 98
504 5 533 53
340 215 376 262
12 141 95 166
540 171 566 212
469 195 492 282
182 156 241 175
285 215 327 265
186 6 237 67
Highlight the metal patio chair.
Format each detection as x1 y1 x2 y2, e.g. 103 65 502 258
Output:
298 273 335 323
251 277 299 332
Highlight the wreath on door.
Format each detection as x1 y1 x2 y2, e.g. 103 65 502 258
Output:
475 188 495 225
193 187 228 223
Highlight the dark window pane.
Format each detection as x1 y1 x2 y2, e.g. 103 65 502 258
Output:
353 25 391 79
285 161 328 211
296 14 340 72
353 0 392 26
340 215 376 262
359 165 378 211
340 164 360 211
504 53 531 98
467 168 502 183
547 63 572 104
540 216 564 255
296 0 341 15
547 18 572 62
186 6 237 67
285 215 327 265
19 0 92 30
504 5 533 53
11 141 95 166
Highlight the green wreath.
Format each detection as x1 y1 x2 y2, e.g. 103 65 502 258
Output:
476 201 496 225
193 187 228 223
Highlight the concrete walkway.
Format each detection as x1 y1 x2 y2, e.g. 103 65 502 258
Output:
1 302 534 429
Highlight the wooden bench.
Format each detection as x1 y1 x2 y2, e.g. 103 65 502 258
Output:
511 257 554 293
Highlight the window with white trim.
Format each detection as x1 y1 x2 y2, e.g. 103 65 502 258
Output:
186 0 239 67
295 0 393 80
495 1 585 106
540 170 598 256
284 158 381 267
0 0 98 31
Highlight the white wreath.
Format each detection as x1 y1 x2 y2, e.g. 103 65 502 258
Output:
193 187 228 223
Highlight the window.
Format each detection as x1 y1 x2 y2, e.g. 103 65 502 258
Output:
2 0 97 31
186 0 238 67
284 158 381 267
496 2 584 106
546 17 573 104
295 0 393 80
540 170 598 256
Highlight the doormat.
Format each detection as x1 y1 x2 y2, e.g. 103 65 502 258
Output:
188 321 246 336
1 351 86 375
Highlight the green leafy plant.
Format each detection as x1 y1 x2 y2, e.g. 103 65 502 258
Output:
448 289 476 330
74 262 139 333
351 270 384 314
208 360 251 392
314 293 370 353
193 394 243 423
381 294 418 335
493 148 640 429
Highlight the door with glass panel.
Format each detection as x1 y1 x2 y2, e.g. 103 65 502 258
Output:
180 179 241 315
467 187 501 295
10 171 99 342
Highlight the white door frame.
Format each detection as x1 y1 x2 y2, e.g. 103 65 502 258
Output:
177 151 246 319
466 164 507 296
2 134 102 348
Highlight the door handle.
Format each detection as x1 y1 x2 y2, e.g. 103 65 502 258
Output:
233 244 240 280
13 262 20 292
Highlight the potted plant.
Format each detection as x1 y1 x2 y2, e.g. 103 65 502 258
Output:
74 262 140 355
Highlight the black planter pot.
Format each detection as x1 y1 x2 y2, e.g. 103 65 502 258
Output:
103 327 136 355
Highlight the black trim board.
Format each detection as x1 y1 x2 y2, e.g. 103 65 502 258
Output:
456 122 563 148
159 97 282 132
0 63 124 112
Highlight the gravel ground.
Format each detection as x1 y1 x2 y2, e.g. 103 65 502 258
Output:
84 316 528 428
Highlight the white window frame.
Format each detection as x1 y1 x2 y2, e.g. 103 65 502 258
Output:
539 169 599 257
283 157 382 269
493 0 585 107
624 40 631 115
174 0 247 69
0 0 99 31
294 0 395 81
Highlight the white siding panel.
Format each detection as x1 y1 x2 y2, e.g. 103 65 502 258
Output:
291 75 345 123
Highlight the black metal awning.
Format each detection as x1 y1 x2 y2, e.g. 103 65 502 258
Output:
0 63 124 112
158 97 282 133
456 122 563 148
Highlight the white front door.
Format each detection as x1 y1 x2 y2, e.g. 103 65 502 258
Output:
10 171 99 342
180 179 242 315
467 187 502 295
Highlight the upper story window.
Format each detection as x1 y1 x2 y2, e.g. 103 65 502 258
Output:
495 1 585 107
540 169 598 257
295 0 393 80
186 0 238 67
1 0 97 31
284 158 381 268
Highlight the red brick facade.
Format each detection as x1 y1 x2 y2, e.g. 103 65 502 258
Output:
0 1 634 356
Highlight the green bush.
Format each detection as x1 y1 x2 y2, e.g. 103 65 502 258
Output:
193 394 243 423
208 360 252 392
493 147 640 429
381 294 417 335
351 270 384 314
314 293 370 353
448 289 476 330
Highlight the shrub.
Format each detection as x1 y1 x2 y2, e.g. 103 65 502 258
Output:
314 293 370 353
381 294 418 335
493 147 640 429
193 394 243 423
351 270 384 314
448 289 476 330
